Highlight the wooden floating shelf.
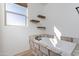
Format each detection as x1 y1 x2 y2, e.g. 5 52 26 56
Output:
37 26 46 29
30 20 40 23
37 15 46 19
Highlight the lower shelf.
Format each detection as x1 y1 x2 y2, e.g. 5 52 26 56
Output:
37 26 46 30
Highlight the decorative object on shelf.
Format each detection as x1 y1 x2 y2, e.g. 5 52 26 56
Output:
30 19 40 23
37 15 46 19
37 26 46 29
76 7 79 14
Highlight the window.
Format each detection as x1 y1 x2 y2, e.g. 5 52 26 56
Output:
6 3 27 26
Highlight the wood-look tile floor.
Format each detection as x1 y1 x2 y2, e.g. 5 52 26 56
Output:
16 49 34 56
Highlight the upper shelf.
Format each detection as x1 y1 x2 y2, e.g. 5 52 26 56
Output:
30 20 40 23
37 15 46 19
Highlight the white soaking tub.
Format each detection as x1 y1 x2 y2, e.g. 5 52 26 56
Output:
38 37 76 56
29 36 77 56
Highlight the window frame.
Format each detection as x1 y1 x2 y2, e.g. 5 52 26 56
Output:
5 3 27 26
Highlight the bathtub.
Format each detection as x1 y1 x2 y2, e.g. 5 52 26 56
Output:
38 37 77 56
29 36 78 56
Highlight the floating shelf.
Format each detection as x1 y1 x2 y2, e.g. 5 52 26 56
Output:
37 15 46 19
37 26 46 29
30 20 40 23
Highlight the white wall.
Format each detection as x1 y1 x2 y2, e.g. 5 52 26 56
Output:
0 3 5 55
0 26 30 55
0 3 5 26
42 3 79 38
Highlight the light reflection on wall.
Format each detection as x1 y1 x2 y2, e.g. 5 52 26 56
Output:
49 26 62 47
54 26 62 41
